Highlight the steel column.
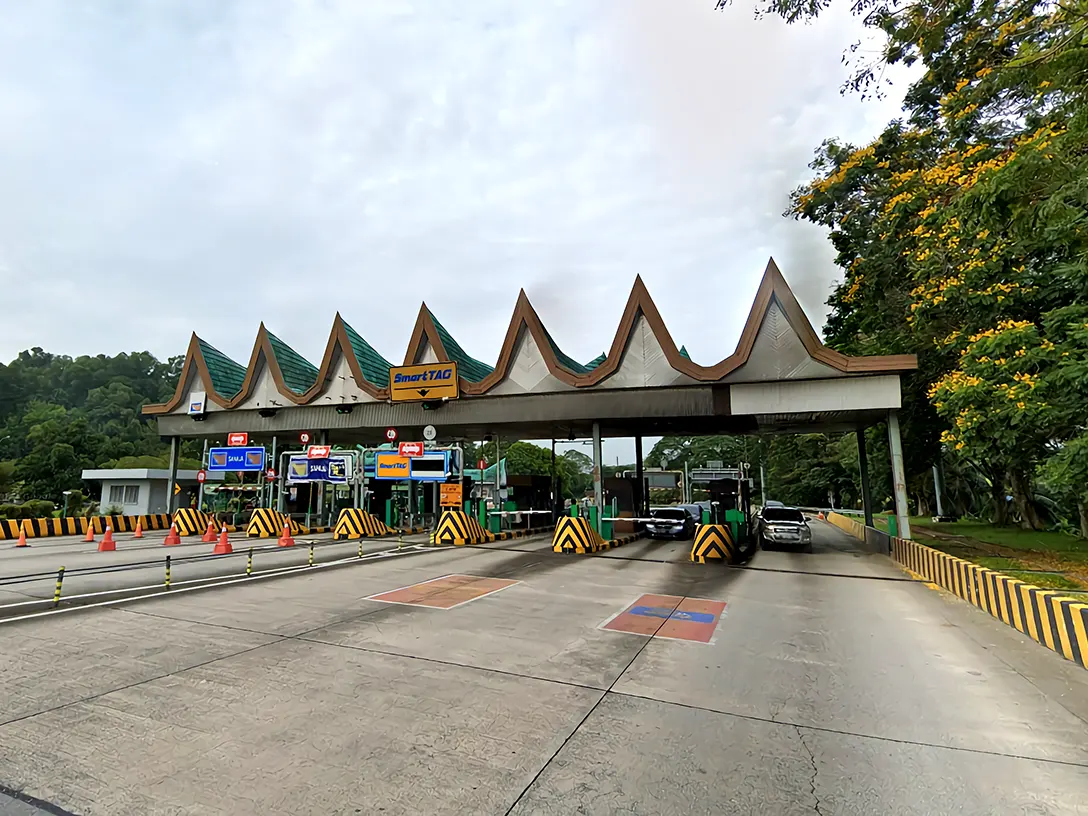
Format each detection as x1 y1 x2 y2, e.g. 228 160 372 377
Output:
592 422 603 534
857 428 874 528
887 411 911 539
166 436 180 515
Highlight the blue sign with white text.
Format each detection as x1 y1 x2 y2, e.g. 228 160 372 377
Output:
208 447 266 472
286 456 349 484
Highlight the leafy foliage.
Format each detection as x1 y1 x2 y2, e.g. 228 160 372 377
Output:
0 348 185 503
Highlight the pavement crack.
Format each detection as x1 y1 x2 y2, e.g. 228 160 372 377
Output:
795 726 823 815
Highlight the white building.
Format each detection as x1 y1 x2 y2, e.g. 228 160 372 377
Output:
80 469 225 516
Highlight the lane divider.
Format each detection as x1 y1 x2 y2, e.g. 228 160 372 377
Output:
825 512 1088 670
552 517 643 554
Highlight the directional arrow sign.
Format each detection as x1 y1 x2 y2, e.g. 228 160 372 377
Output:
388 362 458 403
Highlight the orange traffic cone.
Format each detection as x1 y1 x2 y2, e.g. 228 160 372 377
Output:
163 522 181 546
212 525 232 555
15 524 28 548
83 522 96 543
133 520 144 539
277 521 295 547
98 525 116 552
201 519 216 543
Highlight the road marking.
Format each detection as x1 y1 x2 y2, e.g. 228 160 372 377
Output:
0 545 448 626
366 574 521 610
599 593 726 644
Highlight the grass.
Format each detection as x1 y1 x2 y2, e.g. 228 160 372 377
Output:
861 512 1088 592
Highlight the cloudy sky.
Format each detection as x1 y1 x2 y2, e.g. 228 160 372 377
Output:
0 0 912 458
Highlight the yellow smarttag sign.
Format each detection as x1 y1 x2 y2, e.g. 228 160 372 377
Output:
389 362 459 402
375 452 411 479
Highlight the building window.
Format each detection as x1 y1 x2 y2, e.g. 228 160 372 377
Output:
123 485 139 504
109 485 125 505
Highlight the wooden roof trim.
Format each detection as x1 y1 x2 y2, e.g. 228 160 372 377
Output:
223 324 303 409
141 334 233 415
402 304 452 367
299 314 387 402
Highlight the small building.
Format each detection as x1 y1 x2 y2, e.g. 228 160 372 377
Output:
81 469 225 516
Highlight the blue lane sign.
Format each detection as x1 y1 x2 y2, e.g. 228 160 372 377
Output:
629 606 716 624
208 446 266 472
286 455 349 484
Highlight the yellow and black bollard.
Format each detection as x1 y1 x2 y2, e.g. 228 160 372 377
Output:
52 566 65 608
398 531 403 551
164 555 171 590
308 544 314 567
247 547 253 576
357 540 363 559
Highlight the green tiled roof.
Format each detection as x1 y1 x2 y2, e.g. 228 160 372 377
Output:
428 310 494 383
679 345 691 360
540 324 603 375
197 339 246 398
342 320 393 387
265 330 319 394
583 352 607 370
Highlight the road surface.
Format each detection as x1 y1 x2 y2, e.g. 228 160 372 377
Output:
1 522 1086 815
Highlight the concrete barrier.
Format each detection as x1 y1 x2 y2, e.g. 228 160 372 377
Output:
826 511 890 554
551 517 641 554
1 514 173 539
690 524 739 564
246 508 303 538
431 510 493 545
333 509 396 540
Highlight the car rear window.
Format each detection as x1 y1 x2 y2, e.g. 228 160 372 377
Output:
651 509 688 520
762 508 805 522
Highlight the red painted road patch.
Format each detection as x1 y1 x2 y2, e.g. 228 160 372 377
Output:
366 574 520 610
600 594 726 643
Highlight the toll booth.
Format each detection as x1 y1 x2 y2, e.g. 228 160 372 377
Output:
707 476 752 549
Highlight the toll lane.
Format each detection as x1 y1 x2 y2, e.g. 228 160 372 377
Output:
2 523 1086 815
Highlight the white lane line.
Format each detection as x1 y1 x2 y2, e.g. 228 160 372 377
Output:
0 545 453 625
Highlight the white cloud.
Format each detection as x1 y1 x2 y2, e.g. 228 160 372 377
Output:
0 0 916 458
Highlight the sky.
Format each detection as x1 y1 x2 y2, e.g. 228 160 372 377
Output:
0 0 914 462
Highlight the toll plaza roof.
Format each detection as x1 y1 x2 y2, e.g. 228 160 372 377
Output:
145 259 916 443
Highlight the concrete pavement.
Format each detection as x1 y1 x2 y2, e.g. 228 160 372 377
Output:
1 522 1087 814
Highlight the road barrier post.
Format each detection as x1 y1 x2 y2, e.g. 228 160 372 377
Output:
247 548 253 576
357 541 363 559
52 567 65 608
164 555 171 590
398 532 403 551
308 544 314 567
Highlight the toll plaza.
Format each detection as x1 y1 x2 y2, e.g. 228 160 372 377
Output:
142 259 918 550
7 260 1088 815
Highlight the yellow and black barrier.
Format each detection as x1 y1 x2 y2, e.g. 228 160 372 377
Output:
690 524 739 564
431 510 494 545
823 512 1088 670
246 508 302 538
333 509 397 540
552 517 643 554
173 508 215 536
2 513 174 539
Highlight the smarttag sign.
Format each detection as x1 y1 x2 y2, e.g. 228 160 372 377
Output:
208 446 266 472
388 362 459 402
374 452 411 480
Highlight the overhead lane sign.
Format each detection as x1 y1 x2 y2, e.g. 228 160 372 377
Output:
208 447 266 472
388 362 459 402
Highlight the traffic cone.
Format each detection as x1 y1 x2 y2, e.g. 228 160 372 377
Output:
83 522 96 543
133 520 144 539
98 525 116 552
212 525 232 555
15 525 28 548
201 519 216 543
277 521 295 547
163 522 181 546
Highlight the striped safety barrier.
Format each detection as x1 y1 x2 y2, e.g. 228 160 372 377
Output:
690 524 739 564
431 510 494 545
824 512 1088 670
552 517 642 554
246 508 302 538
333 509 397 540
173 508 215 536
2 514 173 539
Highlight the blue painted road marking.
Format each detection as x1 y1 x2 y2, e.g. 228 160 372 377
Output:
629 606 716 624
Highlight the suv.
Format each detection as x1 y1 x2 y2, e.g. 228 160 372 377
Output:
756 505 812 552
646 507 697 540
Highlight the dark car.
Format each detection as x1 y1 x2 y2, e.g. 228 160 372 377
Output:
756 505 813 552
646 507 696 540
